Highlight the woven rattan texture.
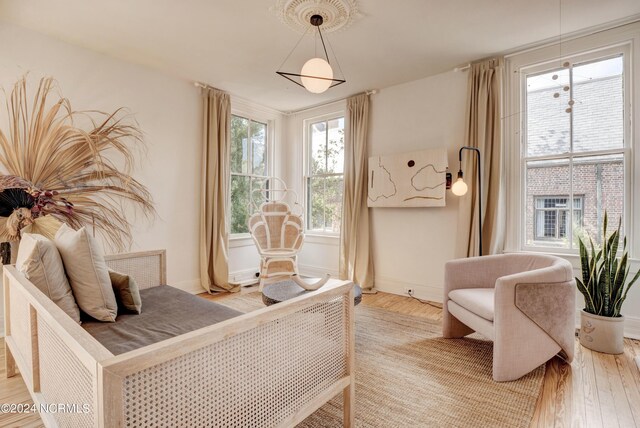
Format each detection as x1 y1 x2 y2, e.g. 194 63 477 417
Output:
38 316 95 428
106 255 161 290
9 288 31 371
122 297 348 427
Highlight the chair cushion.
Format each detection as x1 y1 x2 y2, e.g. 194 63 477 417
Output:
448 288 495 322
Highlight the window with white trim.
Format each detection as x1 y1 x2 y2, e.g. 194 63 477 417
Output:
230 114 269 235
517 47 630 252
305 115 345 234
534 196 584 242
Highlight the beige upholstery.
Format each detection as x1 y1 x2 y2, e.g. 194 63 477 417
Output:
16 233 81 323
55 224 118 322
449 288 494 321
443 253 576 382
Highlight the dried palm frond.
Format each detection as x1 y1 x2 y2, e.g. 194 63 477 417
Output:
0 76 154 250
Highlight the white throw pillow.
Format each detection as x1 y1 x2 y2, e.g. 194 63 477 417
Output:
55 224 117 322
16 233 81 323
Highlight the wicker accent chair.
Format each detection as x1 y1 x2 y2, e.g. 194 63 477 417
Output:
249 178 330 291
443 253 576 382
249 200 304 290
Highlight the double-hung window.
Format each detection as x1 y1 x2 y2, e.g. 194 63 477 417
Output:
230 114 269 235
305 115 345 234
518 45 630 251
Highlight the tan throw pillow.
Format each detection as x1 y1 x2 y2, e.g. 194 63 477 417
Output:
54 224 117 322
109 270 142 314
16 233 81 323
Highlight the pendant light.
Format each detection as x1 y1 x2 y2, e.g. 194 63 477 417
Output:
276 14 346 93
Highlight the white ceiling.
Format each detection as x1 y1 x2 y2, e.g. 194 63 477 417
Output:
1 0 639 112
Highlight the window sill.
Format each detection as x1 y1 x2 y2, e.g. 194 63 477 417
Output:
305 233 340 246
229 234 254 248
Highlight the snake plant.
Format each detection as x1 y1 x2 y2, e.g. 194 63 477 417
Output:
576 212 640 317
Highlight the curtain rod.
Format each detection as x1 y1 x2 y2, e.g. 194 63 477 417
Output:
284 89 378 115
195 80 378 114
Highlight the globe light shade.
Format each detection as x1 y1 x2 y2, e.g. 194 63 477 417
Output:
300 57 333 94
451 177 468 196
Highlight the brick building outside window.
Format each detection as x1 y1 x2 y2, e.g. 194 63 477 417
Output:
524 55 625 250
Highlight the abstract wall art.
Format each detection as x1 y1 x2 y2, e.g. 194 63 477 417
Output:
367 148 448 208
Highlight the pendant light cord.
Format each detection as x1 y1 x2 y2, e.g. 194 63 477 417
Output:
277 26 312 71
317 26 330 64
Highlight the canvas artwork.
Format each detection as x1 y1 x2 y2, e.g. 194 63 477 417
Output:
367 148 448 207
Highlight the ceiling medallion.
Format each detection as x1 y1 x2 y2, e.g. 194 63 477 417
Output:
271 0 360 34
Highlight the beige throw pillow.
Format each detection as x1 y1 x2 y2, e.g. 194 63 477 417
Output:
16 233 81 323
109 270 142 314
55 224 118 322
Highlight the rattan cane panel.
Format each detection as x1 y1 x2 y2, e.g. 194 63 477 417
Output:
122 297 348 427
106 255 161 290
9 288 32 371
38 316 95 428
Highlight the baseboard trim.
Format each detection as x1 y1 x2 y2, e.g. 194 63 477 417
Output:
298 264 339 278
173 279 205 295
229 268 260 287
621 315 640 340
374 275 444 304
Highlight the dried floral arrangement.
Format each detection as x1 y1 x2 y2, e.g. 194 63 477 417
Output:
0 76 154 251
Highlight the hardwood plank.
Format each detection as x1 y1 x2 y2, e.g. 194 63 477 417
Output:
580 344 604 428
553 358 573 428
537 358 559 427
591 352 623 428
614 351 640 427
570 344 587 428
597 352 635 428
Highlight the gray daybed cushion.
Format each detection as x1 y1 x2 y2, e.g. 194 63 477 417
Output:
82 285 242 355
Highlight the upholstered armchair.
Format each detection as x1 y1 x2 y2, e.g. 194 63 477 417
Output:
443 253 576 382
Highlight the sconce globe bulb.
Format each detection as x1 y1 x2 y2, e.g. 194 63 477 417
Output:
451 178 468 196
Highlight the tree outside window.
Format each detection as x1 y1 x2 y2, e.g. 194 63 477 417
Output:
306 116 344 234
230 115 268 235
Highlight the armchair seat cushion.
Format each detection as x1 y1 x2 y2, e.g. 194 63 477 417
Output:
448 288 495 322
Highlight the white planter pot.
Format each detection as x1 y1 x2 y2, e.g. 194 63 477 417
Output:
579 310 625 354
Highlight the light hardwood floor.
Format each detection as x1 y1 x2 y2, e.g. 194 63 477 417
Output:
2 289 639 428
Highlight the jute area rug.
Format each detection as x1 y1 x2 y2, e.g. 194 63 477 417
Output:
218 292 545 428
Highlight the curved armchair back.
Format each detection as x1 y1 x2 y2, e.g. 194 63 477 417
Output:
443 253 576 381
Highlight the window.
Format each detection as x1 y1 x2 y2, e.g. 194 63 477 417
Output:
305 116 345 234
534 196 583 242
230 114 268 235
520 51 628 251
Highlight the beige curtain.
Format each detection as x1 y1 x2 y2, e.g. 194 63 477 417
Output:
200 87 238 292
339 93 375 290
457 58 505 257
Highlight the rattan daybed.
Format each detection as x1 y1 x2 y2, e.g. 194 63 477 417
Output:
3 249 356 427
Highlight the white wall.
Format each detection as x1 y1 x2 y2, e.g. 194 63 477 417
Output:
369 72 467 300
281 72 468 299
0 23 283 298
0 23 202 293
